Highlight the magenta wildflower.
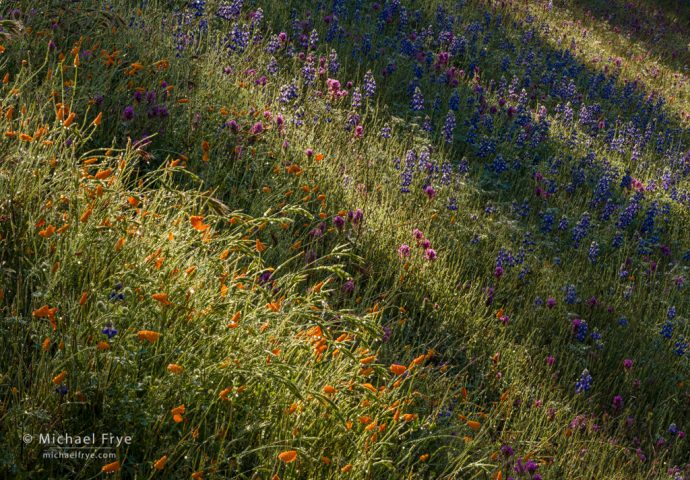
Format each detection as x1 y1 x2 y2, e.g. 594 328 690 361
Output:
612 395 624 410
424 248 437 261
250 121 263 135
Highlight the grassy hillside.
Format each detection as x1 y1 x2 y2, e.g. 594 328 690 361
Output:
0 1 689 479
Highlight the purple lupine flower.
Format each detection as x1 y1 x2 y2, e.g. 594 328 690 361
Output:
102 323 118 339
363 70 376 98
351 87 362 108
411 86 424 111
380 124 392 138
575 369 593 394
122 105 134 120
443 110 456 144
333 215 345 230
623 358 633 370
398 244 411 258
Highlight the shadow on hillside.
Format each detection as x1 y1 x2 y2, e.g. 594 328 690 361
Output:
563 0 690 74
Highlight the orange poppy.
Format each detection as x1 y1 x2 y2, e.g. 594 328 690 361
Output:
101 461 120 473
137 330 161 343
167 364 184 374
94 168 113 180
153 455 168 470
52 370 67 385
190 215 209 231
466 420 481 430
227 311 241 328
151 292 172 306
38 225 56 238
277 450 297 463
32 305 57 320
360 355 376 365
63 112 76 128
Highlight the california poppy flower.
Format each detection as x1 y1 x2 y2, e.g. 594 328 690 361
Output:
38 225 56 238
63 112 76 128
167 364 184 374
33 305 57 320
190 215 209 231
80 206 93 223
171 404 185 423
277 450 297 463
389 364 407 375
101 461 120 473
94 168 113 180
360 355 376 365
227 311 241 328
52 370 67 385
466 420 481 430
361 383 377 393
219 387 233 400
151 292 172 306
401 413 418 422
137 330 161 343
153 455 168 470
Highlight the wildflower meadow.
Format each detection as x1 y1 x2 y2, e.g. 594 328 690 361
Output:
0 0 689 478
